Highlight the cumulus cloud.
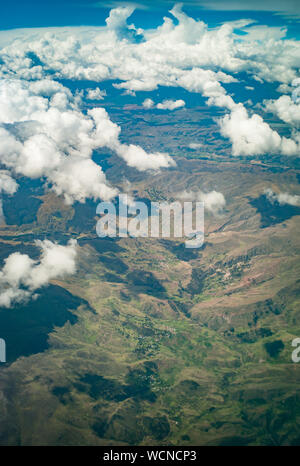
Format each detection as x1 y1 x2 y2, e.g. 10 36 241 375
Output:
188 143 203 150
0 170 18 225
156 99 185 110
49 156 117 204
114 143 175 171
0 170 18 195
86 87 107 100
264 95 300 127
142 98 185 111
198 190 226 214
292 78 300 104
277 83 292 94
0 79 175 204
264 79 300 131
0 239 77 308
178 190 226 215
264 188 300 206
1 4 298 86
0 5 299 161
105 5 143 42
142 98 154 108
0 80 118 203
219 103 299 156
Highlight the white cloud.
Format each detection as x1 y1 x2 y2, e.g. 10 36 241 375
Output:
105 5 142 42
276 83 292 94
198 190 226 214
0 80 119 203
292 78 300 104
264 188 300 206
86 87 107 100
114 143 175 171
264 95 300 126
49 156 117 205
178 189 226 215
0 239 77 308
0 4 299 164
0 79 175 204
142 98 154 108
0 170 18 225
236 25 287 41
156 99 185 110
0 4 298 87
142 98 185 111
188 143 203 150
0 170 18 195
219 103 299 156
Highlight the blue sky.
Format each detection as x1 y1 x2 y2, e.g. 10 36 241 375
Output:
1 0 300 38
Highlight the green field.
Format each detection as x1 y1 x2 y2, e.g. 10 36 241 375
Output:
0 153 300 446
